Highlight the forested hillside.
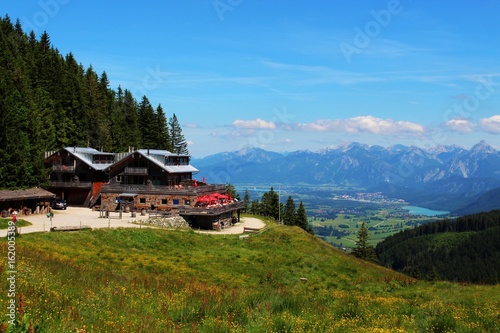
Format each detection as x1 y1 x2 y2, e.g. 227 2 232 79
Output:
376 210 500 284
0 15 187 189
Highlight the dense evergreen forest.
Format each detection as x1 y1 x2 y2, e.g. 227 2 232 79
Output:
376 210 500 284
0 15 188 189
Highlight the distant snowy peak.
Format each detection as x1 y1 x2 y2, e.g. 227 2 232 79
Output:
310 141 495 160
429 144 465 154
467 140 497 156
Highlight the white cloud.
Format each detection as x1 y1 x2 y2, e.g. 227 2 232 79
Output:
444 119 475 133
479 115 500 134
232 118 276 129
296 116 425 136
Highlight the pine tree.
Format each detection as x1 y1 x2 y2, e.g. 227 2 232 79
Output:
296 201 313 234
169 113 188 154
250 199 260 215
155 104 171 150
283 195 296 226
243 189 251 212
60 52 84 147
352 222 377 262
225 183 240 201
261 187 280 220
121 89 141 150
138 95 157 149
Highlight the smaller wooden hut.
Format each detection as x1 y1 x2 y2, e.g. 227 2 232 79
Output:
0 188 56 217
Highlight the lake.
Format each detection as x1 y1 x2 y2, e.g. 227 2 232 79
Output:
403 205 449 216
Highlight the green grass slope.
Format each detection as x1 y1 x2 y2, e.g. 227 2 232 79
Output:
0 218 31 229
1 224 499 332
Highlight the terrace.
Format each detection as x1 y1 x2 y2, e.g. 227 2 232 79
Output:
179 201 245 215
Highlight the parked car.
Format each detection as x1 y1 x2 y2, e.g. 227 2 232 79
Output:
51 197 67 210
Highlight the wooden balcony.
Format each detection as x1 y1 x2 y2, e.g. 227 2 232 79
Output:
124 167 148 175
52 165 75 172
100 183 227 195
48 180 92 189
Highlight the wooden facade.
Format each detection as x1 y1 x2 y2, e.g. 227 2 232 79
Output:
44 147 113 206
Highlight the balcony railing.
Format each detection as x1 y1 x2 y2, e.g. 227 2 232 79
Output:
52 165 75 172
101 183 227 195
124 167 148 175
48 181 92 188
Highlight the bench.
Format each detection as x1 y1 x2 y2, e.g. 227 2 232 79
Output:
243 227 261 233
50 225 91 232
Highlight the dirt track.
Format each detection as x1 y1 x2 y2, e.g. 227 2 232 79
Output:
0 207 265 236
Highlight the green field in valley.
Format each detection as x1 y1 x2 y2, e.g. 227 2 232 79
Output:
310 206 441 249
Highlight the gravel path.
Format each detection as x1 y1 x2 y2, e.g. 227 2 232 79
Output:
0 207 265 236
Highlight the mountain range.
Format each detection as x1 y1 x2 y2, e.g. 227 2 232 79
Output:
192 140 500 214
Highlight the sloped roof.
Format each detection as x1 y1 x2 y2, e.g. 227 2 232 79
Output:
46 147 199 174
0 188 56 202
63 147 114 171
136 149 199 174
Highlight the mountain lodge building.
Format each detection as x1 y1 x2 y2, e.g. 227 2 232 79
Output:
44 147 243 229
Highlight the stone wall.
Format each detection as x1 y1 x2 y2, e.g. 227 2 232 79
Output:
100 192 197 212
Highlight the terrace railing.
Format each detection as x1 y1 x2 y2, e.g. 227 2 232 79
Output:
178 201 245 215
101 183 227 195
48 180 92 188
52 165 75 172
124 167 148 175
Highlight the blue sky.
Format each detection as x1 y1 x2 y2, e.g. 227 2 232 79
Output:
3 0 500 157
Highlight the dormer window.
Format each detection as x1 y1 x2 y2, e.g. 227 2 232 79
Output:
165 156 189 166
166 156 189 166
93 155 114 164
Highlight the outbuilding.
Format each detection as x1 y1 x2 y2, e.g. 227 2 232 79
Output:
0 188 56 217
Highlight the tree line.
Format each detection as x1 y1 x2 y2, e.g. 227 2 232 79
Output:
0 15 188 189
240 187 313 234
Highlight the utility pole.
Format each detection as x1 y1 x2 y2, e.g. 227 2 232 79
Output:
278 185 281 224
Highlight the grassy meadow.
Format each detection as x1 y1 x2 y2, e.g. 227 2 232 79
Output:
1 217 499 332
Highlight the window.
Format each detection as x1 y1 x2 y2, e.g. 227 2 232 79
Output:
173 199 179 205
140 198 146 204
151 175 161 185
184 200 191 206
161 199 168 205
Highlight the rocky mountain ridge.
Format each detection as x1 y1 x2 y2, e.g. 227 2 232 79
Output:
192 140 500 212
